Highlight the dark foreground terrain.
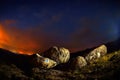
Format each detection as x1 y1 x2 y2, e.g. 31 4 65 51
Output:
0 48 120 80
0 38 120 80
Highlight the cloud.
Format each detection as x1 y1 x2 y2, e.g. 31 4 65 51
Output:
0 13 63 54
0 8 120 54
0 20 44 54
66 16 119 52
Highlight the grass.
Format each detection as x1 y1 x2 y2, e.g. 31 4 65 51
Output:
70 50 120 80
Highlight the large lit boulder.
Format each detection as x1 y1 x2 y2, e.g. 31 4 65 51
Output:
31 53 57 69
71 56 87 69
42 46 70 64
85 45 107 62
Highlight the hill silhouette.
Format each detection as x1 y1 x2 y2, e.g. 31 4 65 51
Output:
71 37 120 58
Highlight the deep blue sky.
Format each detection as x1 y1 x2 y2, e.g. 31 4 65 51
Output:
0 0 120 53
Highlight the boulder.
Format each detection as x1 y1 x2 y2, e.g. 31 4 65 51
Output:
71 56 87 69
31 53 57 69
85 45 107 62
42 46 70 64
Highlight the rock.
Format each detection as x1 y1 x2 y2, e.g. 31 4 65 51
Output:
71 56 87 69
85 45 107 62
32 53 57 69
42 46 70 64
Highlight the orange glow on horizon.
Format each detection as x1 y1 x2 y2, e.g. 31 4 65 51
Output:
0 24 9 48
0 21 41 55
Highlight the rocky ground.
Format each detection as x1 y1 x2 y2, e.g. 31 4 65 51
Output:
0 48 120 80
0 37 120 80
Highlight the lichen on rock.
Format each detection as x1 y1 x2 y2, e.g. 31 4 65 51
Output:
31 53 57 69
71 56 87 69
42 46 70 64
85 45 107 62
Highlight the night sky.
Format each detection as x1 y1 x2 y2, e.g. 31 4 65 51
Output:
0 0 120 54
